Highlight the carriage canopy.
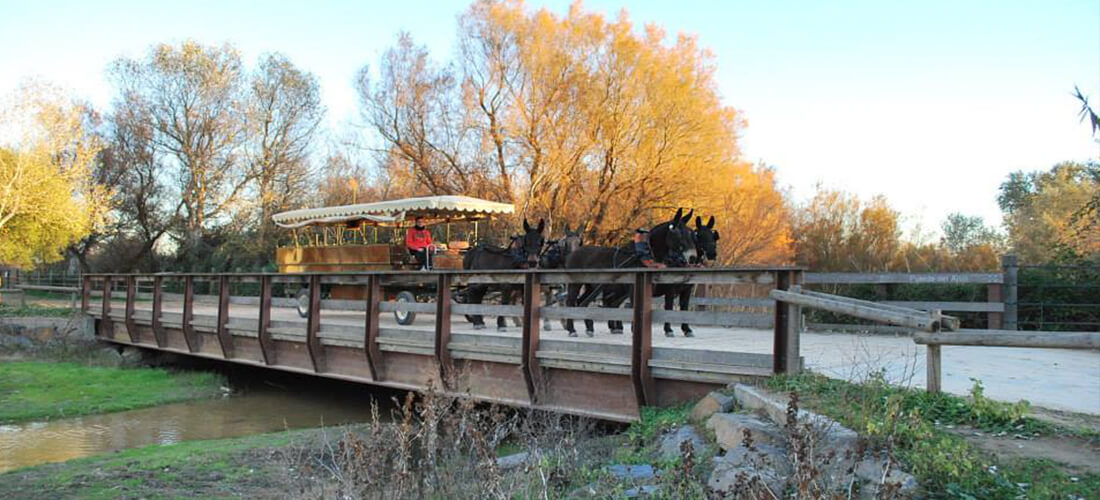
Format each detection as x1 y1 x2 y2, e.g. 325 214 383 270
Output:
272 195 515 228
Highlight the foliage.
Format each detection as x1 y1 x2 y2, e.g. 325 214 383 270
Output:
998 161 1100 262
0 361 225 424
766 373 1099 498
0 82 108 268
792 188 900 271
356 1 792 263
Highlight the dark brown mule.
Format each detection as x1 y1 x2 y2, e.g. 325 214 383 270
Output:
462 218 545 330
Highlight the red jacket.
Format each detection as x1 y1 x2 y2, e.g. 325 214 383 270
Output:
405 227 433 251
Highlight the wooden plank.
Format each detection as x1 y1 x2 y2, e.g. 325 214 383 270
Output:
987 284 1003 329
124 276 139 343
434 274 454 388
539 307 634 322
804 272 1003 285
689 297 774 308
651 309 773 328
450 303 524 316
364 275 384 380
216 276 235 358
306 275 326 372
182 276 199 352
631 272 656 407
1003 256 1018 330
652 271 776 285
771 289 953 332
522 272 544 403
379 301 437 314
880 301 1003 313
258 275 276 365
913 330 1100 349
151 276 166 348
926 344 941 393
773 271 790 374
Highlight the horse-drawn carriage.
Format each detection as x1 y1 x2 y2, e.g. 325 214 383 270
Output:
272 195 515 323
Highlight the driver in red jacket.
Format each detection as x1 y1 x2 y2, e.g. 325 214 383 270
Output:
405 216 435 270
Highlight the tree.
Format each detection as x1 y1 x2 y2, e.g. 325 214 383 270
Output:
940 213 1002 254
998 162 1100 261
246 53 325 248
0 82 108 268
110 41 250 261
792 188 900 271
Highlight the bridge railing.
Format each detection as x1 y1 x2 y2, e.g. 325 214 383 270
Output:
81 267 804 421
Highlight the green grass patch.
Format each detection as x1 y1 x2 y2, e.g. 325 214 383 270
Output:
0 361 225 424
0 304 74 318
767 372 1099 498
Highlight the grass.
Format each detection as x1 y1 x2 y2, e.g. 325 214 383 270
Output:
767 372 1100 499
0 361 225 424
0 428 306 499
0 304 75 318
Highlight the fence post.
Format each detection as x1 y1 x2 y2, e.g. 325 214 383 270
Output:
152 276 165 348
1003 255 1018 331
258 275 276 365
81 275 91 313
434 273 454 388
773 270 803 374
631 271 656 407
100 277 113 338
124 276 138 343
182 276 199 353
364 275 384 381
926 344 942 393
216 275 234 358
306 275 325 372
987 282 1003 330
521 272 544 404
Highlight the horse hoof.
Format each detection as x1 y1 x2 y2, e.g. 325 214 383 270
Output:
568 331 578 338
610 329 623 335
664 331 675 338
683 331 695 338
473 324 486 330
585 330 595 338
497 326 508 332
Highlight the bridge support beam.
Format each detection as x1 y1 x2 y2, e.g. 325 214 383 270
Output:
182 276 200 353
364 276 384 381
434 273 454 388
306 275 326 372
216 276 235 358
258 275 276 365
521 272 544 403
152 276 166 347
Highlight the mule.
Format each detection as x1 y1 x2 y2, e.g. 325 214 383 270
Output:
462 218 545 330
653 215 720 337
562 209 696 337
538 224 584 331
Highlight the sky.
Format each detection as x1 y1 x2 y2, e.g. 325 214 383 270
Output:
2 0 1097 237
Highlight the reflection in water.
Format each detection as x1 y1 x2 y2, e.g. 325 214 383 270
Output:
0 387 385 473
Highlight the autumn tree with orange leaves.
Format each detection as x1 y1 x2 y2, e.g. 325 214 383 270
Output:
356 0 792 264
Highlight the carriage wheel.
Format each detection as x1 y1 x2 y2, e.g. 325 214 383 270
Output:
295 288 310 318
394 291 417 325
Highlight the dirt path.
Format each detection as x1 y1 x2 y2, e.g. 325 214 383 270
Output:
948 425 1100 475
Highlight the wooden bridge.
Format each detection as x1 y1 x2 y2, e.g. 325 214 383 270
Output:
81 268 804 422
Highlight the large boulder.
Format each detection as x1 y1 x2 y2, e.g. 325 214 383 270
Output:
855 458 919 495
706 413 784 451
691 391 735 421
495 451 529 470
708 461 784 497
659 425 707 461
718 443 791 477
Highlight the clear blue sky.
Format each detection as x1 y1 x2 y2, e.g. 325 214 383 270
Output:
2 0 1097 236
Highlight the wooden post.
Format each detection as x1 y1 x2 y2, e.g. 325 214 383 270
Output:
521 272 544 403
434 273 454 388
305 275 326 372
100 277 113 339
124 276 138 343
81 275 91 313
631 271 656 407
926 344 941 393
258 275 276 365
773 270 802 374
152 276 166 347
1002 255 1018 331
182 276 199 353
364 275 384 381
216 275 234 358
987 283 1003 330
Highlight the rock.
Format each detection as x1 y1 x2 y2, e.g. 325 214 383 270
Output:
706 413 784 451
708 461 784 497
733 383 862 462
0 334 34 350
855 459 918 494
120 346 146 366
658 425 706 461
732 384 795 426
605 464 656 481
691 391 735 421
623 485 659 497
718 443 791 477
495 451 529 470
98 346 123 364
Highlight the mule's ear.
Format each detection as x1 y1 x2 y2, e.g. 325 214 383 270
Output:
523 219 531 232
695 216 703 228
683 209 694 224
713 230 720 241
707 216 715 229
563 223 571 233
673 208 684 223
537 219 545 233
